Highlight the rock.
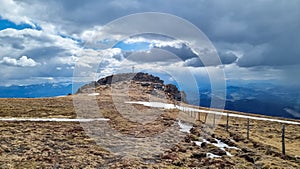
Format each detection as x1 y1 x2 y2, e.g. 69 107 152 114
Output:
171 145 187 153
76 72 187 102
239 153 258 163
172 159 184 166
210 148 227 156
206 137 217 144
241 147 253 153
264 145 273 155
188 159 201 167
201 142 207 148
191 152 207 159
1 145 11 153
190 127 201 136
185 135 192 143
96 72 164 86
161 152 178 161
190 134 200 141
230 133 245 142
178 145 187 153
220 138 236 147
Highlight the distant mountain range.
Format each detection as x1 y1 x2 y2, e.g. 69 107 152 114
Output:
187 84 300 120
0 83 73 98
1 80 299 120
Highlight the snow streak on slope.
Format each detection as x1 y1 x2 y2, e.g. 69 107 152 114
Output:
0 118 109 122
177 120 193 133
126 101 300 125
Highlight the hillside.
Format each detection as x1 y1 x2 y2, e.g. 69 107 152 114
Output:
0 73 299 168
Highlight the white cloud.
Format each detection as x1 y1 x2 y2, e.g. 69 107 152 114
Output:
0 0 34 26
124 37 185 49
0 28 79 58
0 56 39 67
0 0 299 88
56 55 79 65
152 41 184 49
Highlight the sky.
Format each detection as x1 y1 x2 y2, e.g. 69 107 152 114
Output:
0 0 299 88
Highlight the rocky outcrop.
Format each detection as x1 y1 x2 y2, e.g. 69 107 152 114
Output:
96 72 164 85
77 72 187 103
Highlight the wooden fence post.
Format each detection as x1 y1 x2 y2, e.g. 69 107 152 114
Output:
213 114 216 127
226 113 229 132
282 124 285 157
247 118 250 139
197 112 201 121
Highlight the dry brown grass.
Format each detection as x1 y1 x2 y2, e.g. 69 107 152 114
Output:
0 81 299 168
196 111 300 168
0 97 75 118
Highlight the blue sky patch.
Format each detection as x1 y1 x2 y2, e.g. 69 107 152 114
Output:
59 34 82 43
0 17 39 31
113 41 150 51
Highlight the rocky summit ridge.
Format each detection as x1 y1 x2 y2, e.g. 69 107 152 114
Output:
77 72 187 102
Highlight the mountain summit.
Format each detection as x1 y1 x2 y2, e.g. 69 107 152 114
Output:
77 72 187 103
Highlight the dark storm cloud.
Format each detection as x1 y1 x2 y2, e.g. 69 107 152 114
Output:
21 46 66 60
183 52 237 67
1 0 300 86
154 44 198 61
17 0 299 68
0 36 25 50
237 34 300 67
123 43 237 67
123 48 181 63
12 43 25 50
219 52 238 65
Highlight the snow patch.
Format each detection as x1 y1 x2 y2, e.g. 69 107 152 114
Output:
55 95 67 98
0 118 109 122
194 138 239 157
125 101 176 109
207 153 221 158
88 93 99 96
125 101 300 125
178 120 193 133
212 138 240 151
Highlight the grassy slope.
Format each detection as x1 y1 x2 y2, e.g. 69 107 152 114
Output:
0 82 299 168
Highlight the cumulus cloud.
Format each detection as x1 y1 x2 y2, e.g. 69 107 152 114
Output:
0 25 81 85
124 36 185 49
0 0 34 26
0 0 299 86
0 56 39 67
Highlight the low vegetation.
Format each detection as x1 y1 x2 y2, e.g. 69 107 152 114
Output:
0 73 299 168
